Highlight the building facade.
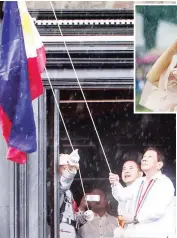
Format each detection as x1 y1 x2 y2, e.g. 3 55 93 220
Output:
0 5 175 238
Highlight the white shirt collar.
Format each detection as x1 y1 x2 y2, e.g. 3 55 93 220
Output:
143 171 162 182
94 212 109 218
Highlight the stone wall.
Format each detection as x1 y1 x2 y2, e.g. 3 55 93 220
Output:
27 1 116 10
26 1 176 10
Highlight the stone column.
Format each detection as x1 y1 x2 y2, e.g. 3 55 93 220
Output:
0 133 10 238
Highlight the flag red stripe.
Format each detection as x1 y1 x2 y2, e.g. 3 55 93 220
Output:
7 147 27 164
0 106 27 163
0 106 12 141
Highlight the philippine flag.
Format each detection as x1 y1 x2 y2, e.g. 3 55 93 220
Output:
0 1 46 163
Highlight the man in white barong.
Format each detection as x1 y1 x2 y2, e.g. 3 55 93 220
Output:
113 152 143 236
109 147 175 238
139 39 177 112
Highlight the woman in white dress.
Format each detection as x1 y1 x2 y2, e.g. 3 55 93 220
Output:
139 39 177 112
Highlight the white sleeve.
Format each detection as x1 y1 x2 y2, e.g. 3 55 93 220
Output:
118 201 125 216
137 177 175 223
139 55 177 112
158 55 177 91
139 81 170 111
59 169 76 193
111 180 139 202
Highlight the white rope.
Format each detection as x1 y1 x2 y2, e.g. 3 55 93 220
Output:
49 0 112 173
44 67 89 210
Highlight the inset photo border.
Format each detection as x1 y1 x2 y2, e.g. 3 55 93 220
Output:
134 3 177 114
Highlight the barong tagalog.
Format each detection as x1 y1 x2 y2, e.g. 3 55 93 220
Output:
140 46 177 112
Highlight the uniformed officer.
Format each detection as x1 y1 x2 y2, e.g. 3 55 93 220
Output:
59 149 94 238
59 149 80 238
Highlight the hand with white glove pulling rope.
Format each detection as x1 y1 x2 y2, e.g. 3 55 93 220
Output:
78 195 95 222
83 209 94 221
68 149 80 170
59 149 80 175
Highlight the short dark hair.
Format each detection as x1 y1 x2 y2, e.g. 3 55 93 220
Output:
122 151 142 170
90 188 107 200
144 147 165 163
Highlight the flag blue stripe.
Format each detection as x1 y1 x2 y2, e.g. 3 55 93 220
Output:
0 1 37 153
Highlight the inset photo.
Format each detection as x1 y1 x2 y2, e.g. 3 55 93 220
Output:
135 4 177 113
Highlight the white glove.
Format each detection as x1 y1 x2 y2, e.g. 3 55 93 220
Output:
68 149 80 169
83 210 94 221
